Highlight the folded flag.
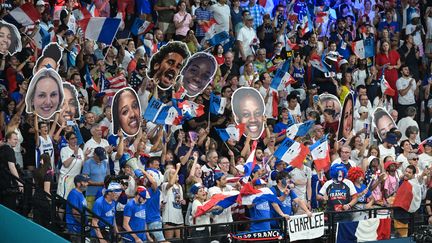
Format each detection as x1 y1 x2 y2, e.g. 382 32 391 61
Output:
85 65 99 92
131 18 154 36
144 98 182 125
209 92 227 115
78 17 121 45
173 86 187 100
73 6 92 21
351 39 375 59
215 124 246 142
270 60 295 91
200 18 218 33
274 137 310 168
178 100 205 120
310 134 330 171
393 178 422 213
101 74 128 96
336 218 391 243
300 11 313 37
380 75 396 97
3 3 41 28
194 191 239 218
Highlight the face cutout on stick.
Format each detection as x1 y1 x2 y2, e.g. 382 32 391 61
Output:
181 52 217 97
373 107 397 141
146 41 190 90
112 87 142 137
60 82 81 125
231 87 266 140
25 68 64 120
338 92 354 141
0 20 22 56
33 42 64 74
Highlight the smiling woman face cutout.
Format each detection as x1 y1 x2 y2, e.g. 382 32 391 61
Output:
112 87 142 137
181 52 217 97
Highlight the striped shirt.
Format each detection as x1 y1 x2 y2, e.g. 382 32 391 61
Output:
195 7 213 37
242 4 266 29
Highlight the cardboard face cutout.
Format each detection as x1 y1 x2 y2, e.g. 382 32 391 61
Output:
373 107 397 141
231 87 266 140
337 92 354 141
0 20 22 56
25 68 64 120
60 82 81 124
318 93 341 133
181 52 217 97
112 87 142 137
146 41 190 90
33 42 64 74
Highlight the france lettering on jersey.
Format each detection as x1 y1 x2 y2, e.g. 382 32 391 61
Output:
36 135 54 168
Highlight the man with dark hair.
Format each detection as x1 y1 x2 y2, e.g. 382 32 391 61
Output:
147 42 190 90
0 131 22 212
396 65 420 118
66 174 89 242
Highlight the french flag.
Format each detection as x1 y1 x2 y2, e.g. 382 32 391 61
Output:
309 53 329 73
85 65 99 92
393 179 422 213
209 92 227 115
201 18 218 33
300 12 313 37
3 3 41 28
194 191 240 218
78 17 121 45
274 137 310 168
178 100 205 120
73 6 92 21
351 39 375 59
336 218 391 243
243 141 258 179
34 27 51 51
310 135 331 171
144 98 182 125
131 18 154 36
380 75 396 97
173 86 187 100
315 11 328 24
239 186 280 206
270 60 296 91
215 124 246 142
286 120 315 139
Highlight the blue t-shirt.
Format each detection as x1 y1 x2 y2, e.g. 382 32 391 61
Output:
354 184 371 203
92 196 116 230
273 122 290 134
249 200 271 231
82 158 107 196
66 188 87 233
123 199 147 242
270 186 297 216
145 187 161 223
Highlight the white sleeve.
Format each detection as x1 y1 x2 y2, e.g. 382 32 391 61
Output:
60 147 70 163
319 180 331 196
345 179 358 196
396 78 404 90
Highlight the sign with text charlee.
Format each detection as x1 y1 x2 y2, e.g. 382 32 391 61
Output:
288 212 325 241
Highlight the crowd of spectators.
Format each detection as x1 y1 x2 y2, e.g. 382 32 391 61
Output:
1 0 432 242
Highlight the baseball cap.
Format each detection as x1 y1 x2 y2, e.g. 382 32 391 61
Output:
106 182 122 192
214 172 225 182
65 30 74 36
94 147 107 161
384 133 398 145
384 160 398 171
425 139 432 147
411 12 420 19
74 174 89 184
308 83 319 90
137 186 150 199
246 15 254 20
359 106 368 114
36 0 46 6
253 179 267 186
190 183 205 195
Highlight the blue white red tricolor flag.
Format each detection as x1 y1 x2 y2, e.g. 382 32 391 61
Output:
274 137 310 168
131 18 154 36
78 17 121 45
270 60 296 91
380 75 396 97
215 124 246 142
336 218 391 243
178 100 205 120
286 120 315 139
351 39 375 59
85 65 99 92
3 3 41 28
393 179 422 213
243 141 258 180
309 53 329 73
209 92 227 115
310 134 330 171
194 191 239 218
144 98 182 125
173 86 187 100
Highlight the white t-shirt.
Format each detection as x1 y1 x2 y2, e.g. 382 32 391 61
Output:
397 117 420 143
83 137 109 158
192 199 211 231
209 3 230 33
331 158 356 168
37 135 54 168
289 166 311 201
419 153 432 172
237 26 258 57
259 86 277 119
379 144 396 161
161 183 184 224
396 76 416 105
57 146 84 198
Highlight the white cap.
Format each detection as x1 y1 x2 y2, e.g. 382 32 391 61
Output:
359 106 368 114
36 0 46 6
411 12 420 19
